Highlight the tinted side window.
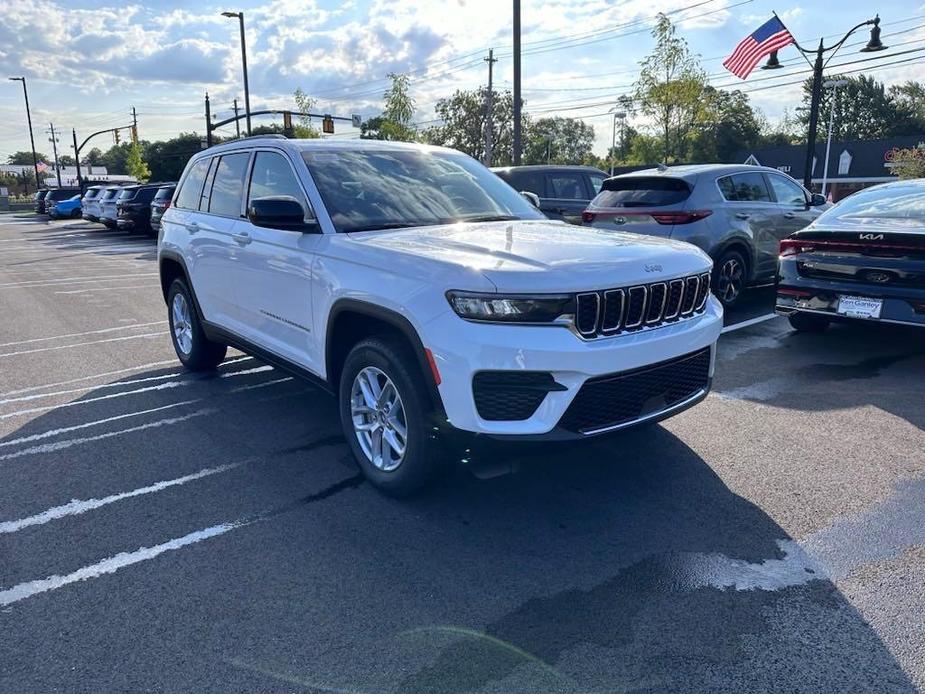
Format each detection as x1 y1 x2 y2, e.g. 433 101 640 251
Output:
200 157 219 211
154 187 175 201
209 153 251 217
137 188 158 202
718 173 771 202
174 158 211 210
767 175 806 205
547 173 587 200
589 174 605 195
508 171 545 197
247 151 305 206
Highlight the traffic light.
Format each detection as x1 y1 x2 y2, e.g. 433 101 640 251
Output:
131 125 138 145
322 116 334 134
114 129 120 144
282 111 293 138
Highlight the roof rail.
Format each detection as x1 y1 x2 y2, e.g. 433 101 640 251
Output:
232 134 288 141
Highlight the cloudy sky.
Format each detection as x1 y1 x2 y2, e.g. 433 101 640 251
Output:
1 0 922 162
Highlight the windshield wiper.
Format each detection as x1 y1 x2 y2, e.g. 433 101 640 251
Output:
350 221 442 232
456 214 521 223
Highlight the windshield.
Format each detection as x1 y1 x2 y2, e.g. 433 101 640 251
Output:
301 147 544 233
817 184 925 224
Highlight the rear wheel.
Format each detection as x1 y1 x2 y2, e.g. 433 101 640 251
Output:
339 337 442 496
167 278 227 370
712 249 747 308
788 312 830 332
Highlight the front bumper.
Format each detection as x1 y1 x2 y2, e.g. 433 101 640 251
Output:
425 296 723 437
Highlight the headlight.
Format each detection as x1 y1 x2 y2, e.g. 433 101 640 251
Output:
446 291 573 323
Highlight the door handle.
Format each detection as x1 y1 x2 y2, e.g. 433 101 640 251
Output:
783 212 796 219
735 212 750 220
232 232 252 245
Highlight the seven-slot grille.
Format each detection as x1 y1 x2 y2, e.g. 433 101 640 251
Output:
575 273 710 338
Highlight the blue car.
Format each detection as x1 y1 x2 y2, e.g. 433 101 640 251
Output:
48 194 83 219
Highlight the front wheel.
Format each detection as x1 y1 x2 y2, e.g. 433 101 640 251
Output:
167 278 227 370
339 337 442 496
712 249 748 308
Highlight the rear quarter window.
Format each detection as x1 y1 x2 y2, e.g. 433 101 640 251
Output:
174 158 212 210
592 177 691 208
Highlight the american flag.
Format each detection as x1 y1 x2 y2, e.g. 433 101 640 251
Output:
723 16 795 79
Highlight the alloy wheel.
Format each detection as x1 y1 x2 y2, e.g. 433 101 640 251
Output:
350 366 408 472
171 293 193 356
717 257 744 304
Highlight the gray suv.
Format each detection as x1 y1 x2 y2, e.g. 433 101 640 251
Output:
582 164 828 306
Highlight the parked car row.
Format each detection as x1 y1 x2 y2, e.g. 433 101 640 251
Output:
33 188 81 217
80 182 176 235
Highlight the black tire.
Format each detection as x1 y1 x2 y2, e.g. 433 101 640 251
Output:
166 278 227 370
338 337 442 496
712 248 748 308
788 312 830 332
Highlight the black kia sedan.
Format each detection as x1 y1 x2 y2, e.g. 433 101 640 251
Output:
776 179 925 331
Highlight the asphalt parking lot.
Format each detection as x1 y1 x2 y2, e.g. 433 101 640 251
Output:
1 214 923 693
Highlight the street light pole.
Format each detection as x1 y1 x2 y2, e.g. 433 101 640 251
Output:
8 77 40 192
760 15 886 191
512 0 522 165
609 110 626 176
222 11 252 136
821 79 848 199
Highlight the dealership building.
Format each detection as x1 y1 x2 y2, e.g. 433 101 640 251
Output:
735 134 924 201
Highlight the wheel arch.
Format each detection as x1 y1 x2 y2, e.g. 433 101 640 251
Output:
326 299 445 416
158 251 207 323
712 237 754 282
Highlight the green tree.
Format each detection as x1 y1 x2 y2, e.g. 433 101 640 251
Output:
83 147 105 167
523 117 595 165
798 74 918 141
888 81 925 130
125 141 151 182
145 133 206 181
690 88 762 162
423 88 523 165
100 143 132 175
7 151 49 165
633 13 707 163
292 88 321 138
889 144 925 179
380 72 417 141
57 154 76 167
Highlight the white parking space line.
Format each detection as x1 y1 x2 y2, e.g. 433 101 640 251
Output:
0 520 244 607
720 313 778 334
0 462 241 534
0 356 251 398
54 284 161 295
0 273 158 289
0 365 272 405
0 400 202 449
0 408 216 462
0 321 167 349
0 332 164 359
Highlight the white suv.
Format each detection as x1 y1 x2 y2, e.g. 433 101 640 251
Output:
158 137 723 494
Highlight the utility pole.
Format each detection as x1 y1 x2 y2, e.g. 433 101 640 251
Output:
233 98 241 138
131 106 138 144
8 77 40 192
47 123 62 188
821 79 848 198
512 0 522 165
72 129 83 192
483 49 497 166
222 12 252 135
205 93 213 147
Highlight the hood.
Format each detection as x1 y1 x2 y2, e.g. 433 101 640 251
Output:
347 220 711 292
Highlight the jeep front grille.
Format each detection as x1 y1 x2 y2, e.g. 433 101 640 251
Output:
574 273 711 338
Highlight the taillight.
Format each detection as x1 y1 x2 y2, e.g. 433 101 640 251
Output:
581 211 595 223
651 210 712 225
777 287 812 298
779 239 807 257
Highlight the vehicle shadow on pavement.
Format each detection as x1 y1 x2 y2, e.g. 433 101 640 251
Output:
717 321 925 431
0 361 915 693
379 429 916 693
4 223 156 265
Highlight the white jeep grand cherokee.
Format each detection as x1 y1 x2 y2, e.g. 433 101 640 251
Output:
158 137 723 494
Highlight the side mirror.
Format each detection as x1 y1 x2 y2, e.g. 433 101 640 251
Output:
247 196 318 232
810 193 827 207
521 190 541 208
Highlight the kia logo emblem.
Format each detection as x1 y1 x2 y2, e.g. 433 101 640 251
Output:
859 233 884 240
864 271 891 284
